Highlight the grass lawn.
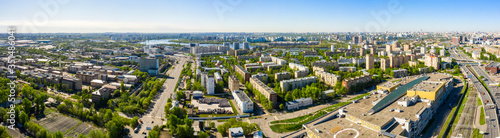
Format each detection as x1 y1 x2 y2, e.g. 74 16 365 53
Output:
477 97 482 106
269 92 370 133
473 129 483 138
228 100 239 115
269 111 327 133
480 106 485 125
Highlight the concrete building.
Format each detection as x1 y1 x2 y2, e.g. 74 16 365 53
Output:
386 44 392 52
393 69 408 78
280 76 317 92
232 42 240 50
366 54 374 70
232 90 254 113
271 56 287 65
421 47 426 54
381 58 389 71
342 75 372 92
206 77 215 95
229 127 244 138
472 51 481 59
331 45 335 51
250 76 277 108
251 73 268 83
234 65 250 82
315 71 341 86
424 54 440 70
311 61 338 70
359 48 366 56
214 72 223 84
339 66 357 72
242 42 250 50
485 62 500 74
91 86 113 104
286 97 313 110
228 75 240 92
192 45 230 55
275 72 291 82
75 71 98 84
289 63 309 78
139 57 159 76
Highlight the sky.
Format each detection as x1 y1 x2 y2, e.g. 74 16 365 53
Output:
1 0 499 33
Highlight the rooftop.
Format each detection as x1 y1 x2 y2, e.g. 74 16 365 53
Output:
233 90 252 102
369 76 429 113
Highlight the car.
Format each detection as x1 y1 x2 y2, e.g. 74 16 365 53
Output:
142 131 146 135
152 121 154 124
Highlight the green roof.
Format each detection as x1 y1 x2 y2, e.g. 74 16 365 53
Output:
369 76 429 113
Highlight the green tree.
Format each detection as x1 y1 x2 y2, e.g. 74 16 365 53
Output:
22 98 32 115
198 131 210 138
279 104 284 110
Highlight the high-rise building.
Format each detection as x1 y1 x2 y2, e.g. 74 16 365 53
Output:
386 44 392 52
370 46 377 55
242 42 250 50
451 37 459 45
139 57 159 76
421 47 426 54
228 75 240 92
359 48 366 56
233 42 240 50
366 54 374 70
381 58 389 71
404 44 410 51
392 41 399 50
331 45 335 51
425 54 440 70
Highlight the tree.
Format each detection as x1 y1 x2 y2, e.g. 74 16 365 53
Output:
19 112 29 125
0 126 11 138
22 98 32 115
88 130 107 138
198 131 210 138
279 104 284 110
53 131 64 138
130 117 139 128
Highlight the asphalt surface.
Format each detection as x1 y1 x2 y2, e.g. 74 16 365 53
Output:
451 48 500 137
129 55 188 138
422 78 464 138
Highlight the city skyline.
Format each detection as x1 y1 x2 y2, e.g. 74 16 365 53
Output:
1 0 500 33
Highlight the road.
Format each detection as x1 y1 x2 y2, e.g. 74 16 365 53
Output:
451 48 500 137
129 55 188 137
422 78 465 138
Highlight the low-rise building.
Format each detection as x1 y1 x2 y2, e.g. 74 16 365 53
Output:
234 65 250 82
393 69 408 78
286 97 313 110
275 72 291 82
232 90 254 113
342 75 372 92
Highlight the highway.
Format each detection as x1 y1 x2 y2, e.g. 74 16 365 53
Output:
451 48 500 137
129 55 189 138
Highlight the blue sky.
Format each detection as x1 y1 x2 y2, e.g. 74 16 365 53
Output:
1 0 499 33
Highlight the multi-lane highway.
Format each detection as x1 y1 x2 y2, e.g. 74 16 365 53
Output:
451 48 500 137
129 55 189 138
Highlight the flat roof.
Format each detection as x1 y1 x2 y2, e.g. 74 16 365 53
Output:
308 117 391 138
369 76 429 113
347 94 430 128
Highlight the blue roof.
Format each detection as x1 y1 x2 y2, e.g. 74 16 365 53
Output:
369 76 429 113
